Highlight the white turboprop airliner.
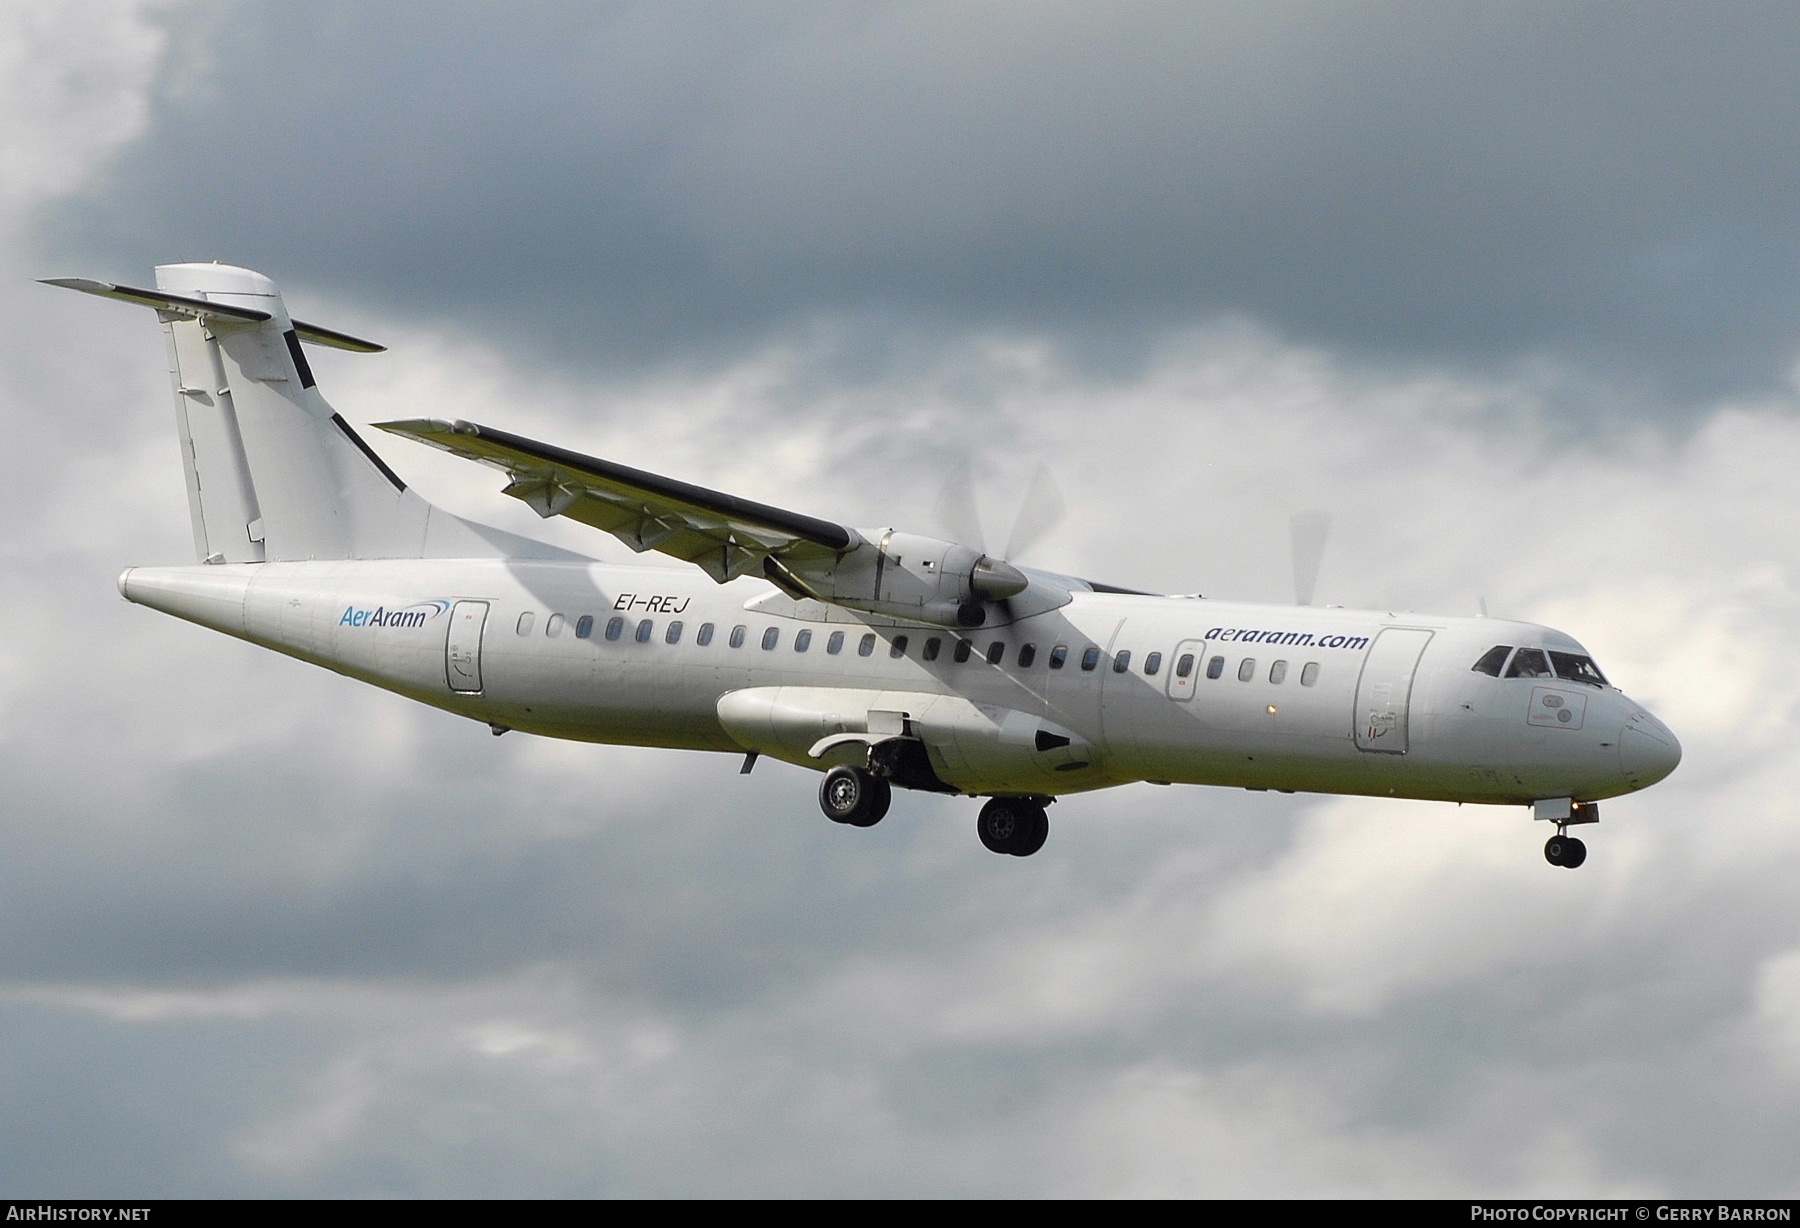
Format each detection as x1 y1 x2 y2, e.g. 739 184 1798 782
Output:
48 264 1680 866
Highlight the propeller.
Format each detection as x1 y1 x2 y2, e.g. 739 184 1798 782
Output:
1290 509 1332 606
932 462 1068 613
933 462 1066 563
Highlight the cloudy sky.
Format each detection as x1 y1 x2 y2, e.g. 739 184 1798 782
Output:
3 0 1799 1196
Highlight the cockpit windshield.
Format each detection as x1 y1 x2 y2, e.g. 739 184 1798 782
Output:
1548 651 1607 687
1471 645 1511 676
1504 648 1553 679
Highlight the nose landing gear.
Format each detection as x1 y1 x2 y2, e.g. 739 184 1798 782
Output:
1544 833 1587 868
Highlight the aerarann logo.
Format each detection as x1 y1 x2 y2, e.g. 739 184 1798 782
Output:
339 599 452 629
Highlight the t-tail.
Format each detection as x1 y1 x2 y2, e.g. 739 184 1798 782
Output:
43 263 565 563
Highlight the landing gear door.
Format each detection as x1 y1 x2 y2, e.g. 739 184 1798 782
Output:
1167 639 1205 701
1353 627 1433 753
445 600 489 694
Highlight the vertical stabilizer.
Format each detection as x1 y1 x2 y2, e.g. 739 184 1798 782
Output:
48 264 581 564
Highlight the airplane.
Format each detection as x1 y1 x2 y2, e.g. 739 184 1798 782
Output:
46 263 1681 867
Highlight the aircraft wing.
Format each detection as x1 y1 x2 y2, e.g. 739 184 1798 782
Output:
375 418 856 582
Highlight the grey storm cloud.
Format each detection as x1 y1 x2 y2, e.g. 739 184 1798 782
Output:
46 1 1800 397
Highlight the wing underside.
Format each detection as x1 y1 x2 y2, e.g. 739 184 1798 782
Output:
376 418 854 583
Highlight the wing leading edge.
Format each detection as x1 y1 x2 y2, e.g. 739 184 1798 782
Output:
376 418 857 584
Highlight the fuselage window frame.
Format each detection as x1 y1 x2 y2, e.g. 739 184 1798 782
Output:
1205 655 1225 680
636 619 655 644
890 635 909 658
1049 644 1069 670
794 629 812 653
1237 657 1256 682
729 624 747 648
516 611 535 636
575 615 595 639
696 622 715 646
1300 662 1320 686
858 633 877 657
986 642 1006 666
762 627 780 651
1144 651 1162 676
1018 644 1038 668
827 630 845 655
1269 660 1287 684
605 616 625 642
665 620 684 645
545 613 565 638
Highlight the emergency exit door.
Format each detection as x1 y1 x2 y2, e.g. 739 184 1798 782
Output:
1353 628 1433 753
445 601 489 694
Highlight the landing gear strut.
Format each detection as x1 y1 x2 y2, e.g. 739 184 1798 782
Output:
977 797 1049 857
819 765 891 828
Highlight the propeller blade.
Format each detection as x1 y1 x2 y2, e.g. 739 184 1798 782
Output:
1004 464 1066 562
932 461 986 555
1290 509 1331 606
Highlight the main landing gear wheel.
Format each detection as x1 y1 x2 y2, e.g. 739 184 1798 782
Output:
819 765 891 828
1544 834 1587 868
977 798 1049 857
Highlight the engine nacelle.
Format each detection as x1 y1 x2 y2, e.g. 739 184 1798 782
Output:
777 531 1028 628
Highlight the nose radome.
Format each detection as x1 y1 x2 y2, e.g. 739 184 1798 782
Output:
1619 711 1681 791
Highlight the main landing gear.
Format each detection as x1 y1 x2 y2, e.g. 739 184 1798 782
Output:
818 765 891 828
976 797 1049 857
815 769 1049 857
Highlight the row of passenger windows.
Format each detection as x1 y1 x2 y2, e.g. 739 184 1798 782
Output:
513 610 1324 685
1470 644 1608 686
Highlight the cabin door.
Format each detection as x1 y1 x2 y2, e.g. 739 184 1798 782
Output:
1353 627 1434 753
445 600 489 694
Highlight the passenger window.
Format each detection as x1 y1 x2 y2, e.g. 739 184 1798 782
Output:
516 612 535 636
1238 658 1256 682
762 627 780 650
666 620 683 644
696 622 715 646
1269 660 1287 684
1175 653 1195 679
546 613 565 638
729 625 746 648
1301 662 1320 686
636 619 654 643
605 616 625 641
953 639 972 663
858 633 876 657
827 631 845 655
1112 650 1131 673
795 629 812 652
986 642 1005 665
890 635 909 658
1548 651 1607 687
575 615 594 639
923 637 942 661
1081 646 1101 671
1471 645 1512 676
1018 644 1037 668
1144 651 1162 676
1049 644 1069 670
1206 656 1224 679
1505 648 1552 679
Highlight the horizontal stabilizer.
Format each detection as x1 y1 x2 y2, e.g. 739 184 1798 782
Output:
41 277 385 352
376 418 853 583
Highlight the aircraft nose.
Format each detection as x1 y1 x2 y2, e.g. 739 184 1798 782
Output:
1618 709 1681 791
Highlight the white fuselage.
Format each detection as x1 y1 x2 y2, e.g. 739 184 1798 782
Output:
120 557 1680 807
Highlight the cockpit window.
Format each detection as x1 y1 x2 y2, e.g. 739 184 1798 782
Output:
1471 645 1512 676
1504 648 1552 679
1548 651 1607 687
